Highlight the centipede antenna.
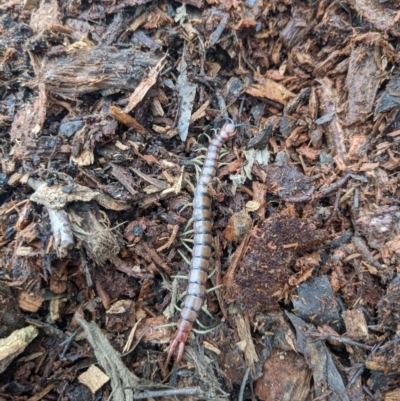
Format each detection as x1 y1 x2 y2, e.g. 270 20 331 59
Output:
177 249 191 265
179 203 193 213
214 117 234 126
180 239 193 253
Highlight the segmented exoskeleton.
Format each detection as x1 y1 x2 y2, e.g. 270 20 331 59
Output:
167 123 237 364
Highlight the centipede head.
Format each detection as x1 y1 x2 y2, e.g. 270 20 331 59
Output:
222 123 236 139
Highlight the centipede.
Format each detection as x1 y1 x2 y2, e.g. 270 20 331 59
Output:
167 122 237 365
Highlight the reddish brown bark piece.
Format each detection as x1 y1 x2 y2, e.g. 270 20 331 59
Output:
31 46 160 100
254 349 311 401
135 316 171 344
280 3 316 48
245 80 295 106
17 292 44 313
10 84 47 141
222 209 252 243
216 335 245 388
317 78 348 167
0 284 25 338
109 162 138 197
105 300 135 333
346 39 381 125
49 260 68 294
109 106 147 134
225 212 328 313
253 164 312 199
30 0 62 34
349 0 400 37
356 205 399 250
378 275 400 330
384 389 400 401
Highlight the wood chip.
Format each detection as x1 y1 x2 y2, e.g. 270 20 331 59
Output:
342 309 369 341
245 79 295 105
124 54 167 113
17 292 44 312
78 365 110 394
254 349 311 401
135 316 171 344
109 105 147 134
203 341 221 356
233 313 259 367
0 326 39 374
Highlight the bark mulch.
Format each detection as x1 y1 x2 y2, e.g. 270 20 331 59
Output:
1 0 400 400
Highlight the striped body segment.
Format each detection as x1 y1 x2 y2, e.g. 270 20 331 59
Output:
167 123 236 365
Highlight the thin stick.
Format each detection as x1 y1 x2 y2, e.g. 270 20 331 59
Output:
238 367 251 401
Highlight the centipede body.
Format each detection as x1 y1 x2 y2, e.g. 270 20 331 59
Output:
167 123 237 365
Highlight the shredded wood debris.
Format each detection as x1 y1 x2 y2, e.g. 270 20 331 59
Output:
1 0 400 399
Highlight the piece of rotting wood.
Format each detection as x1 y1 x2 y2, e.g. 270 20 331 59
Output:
342 309 369 341
31 46 161 100
0 326 39 374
